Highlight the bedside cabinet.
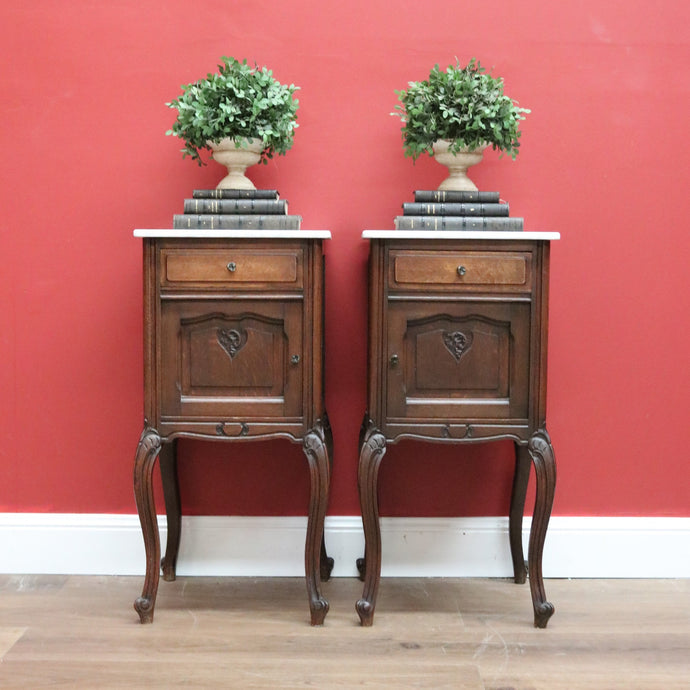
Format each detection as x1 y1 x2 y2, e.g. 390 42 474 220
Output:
132 230 333 625
356 230 560 628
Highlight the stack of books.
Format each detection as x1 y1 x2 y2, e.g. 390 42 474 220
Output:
394 190 523 231
173 189 302 230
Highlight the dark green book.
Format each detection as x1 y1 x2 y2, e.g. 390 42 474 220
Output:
192 189 280 200
394 216 523 231
403 202 509 217
414 190 501 203
173 214 301 230
183 198 288 215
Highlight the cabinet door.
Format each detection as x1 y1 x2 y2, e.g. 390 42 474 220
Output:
386 300 530 421
159 299 303 420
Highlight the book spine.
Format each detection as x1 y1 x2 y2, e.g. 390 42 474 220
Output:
413 190 501 203
394 216 524 231
183 199 288 214
192 189 280 200
173 214 301 230
402 202 509 217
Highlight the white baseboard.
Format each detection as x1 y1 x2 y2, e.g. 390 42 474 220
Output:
0 514 688 578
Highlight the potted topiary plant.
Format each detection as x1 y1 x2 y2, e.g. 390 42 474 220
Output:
392 58 530 191
166 56 299 189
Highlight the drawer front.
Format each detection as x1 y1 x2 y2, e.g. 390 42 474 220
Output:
159 299 303 420
161 248 302 290
385 300 531 421
390 250 531 292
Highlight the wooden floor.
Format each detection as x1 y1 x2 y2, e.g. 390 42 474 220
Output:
0 575 688 689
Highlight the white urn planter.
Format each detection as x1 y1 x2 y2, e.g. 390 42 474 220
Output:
209 137 264 190
432 139 489 192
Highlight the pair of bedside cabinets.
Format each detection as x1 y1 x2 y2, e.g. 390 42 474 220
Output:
132 228 559 628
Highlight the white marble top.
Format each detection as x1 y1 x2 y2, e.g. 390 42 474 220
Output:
362 230 560 240
134 229 331 239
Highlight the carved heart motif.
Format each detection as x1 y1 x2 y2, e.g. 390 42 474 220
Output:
217 327 247 359
442 330 473 362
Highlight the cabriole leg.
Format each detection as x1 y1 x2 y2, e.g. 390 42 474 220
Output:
319 412 335 581
355 416 387 626
159 439 180 582
527 428 557 628
133 426 162 624
510 442 531 584
303 420 332 625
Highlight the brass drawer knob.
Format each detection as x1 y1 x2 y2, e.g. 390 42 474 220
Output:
291 354 301 365
389 354 399 367
226 261 237 272
457 265 467 277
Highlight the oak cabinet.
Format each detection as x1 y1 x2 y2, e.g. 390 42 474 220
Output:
356 231 559 628
132 230 333 626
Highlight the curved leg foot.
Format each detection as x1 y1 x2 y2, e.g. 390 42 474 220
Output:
320 536 335 582
159 440 180 582
527 428 557 628
355 598 376 627
303 420 332 625
510 442 531 584
133 427 162 624
356 415 386 626
355 557 366 582
534 600 556 629
134 596 155 624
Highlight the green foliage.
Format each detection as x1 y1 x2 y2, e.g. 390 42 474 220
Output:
166 56 299 165
393 58 530 160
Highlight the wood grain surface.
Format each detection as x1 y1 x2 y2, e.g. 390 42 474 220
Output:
0 575 688 688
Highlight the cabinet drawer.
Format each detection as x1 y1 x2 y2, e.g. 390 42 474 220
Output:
390 251 531 292
161 248 302 289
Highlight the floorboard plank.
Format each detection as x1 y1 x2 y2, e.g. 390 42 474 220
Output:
0 576 687 689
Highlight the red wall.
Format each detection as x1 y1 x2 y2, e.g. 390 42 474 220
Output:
1 2 688 518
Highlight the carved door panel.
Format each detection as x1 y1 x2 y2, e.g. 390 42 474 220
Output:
159 300 303 420
386 301 530 421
